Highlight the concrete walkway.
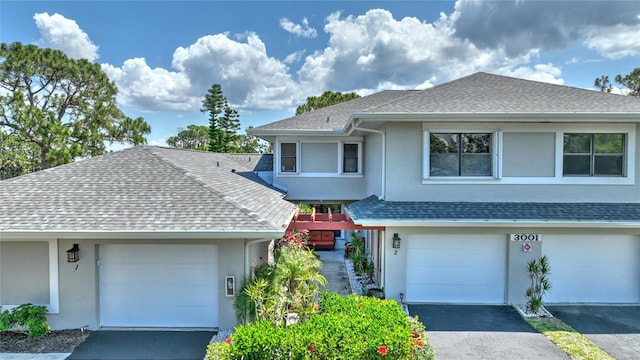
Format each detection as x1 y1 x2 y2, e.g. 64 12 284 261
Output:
317 249 352 295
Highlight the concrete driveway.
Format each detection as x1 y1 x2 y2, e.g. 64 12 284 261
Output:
547 305 640 360
409 305 568 360
66 330 215 360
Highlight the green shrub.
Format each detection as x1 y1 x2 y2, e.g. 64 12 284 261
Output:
0 303 51 338
526 255 551 314
212 292 435 360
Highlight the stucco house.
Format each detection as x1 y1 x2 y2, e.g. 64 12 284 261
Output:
248 72 640 306
0 146 296 330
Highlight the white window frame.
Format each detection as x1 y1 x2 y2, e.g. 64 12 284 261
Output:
552 125 635 185
277 141 300 175
0 239 60 314
339 142 362 175
423 130 500 183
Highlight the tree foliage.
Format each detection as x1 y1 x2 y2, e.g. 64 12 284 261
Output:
166 125 209 151
0 42 150 174
594 68 640 97
0 130 40 179
295 90 361 114
202 84 240 152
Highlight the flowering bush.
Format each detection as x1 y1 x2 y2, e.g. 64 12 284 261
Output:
208 292 435 360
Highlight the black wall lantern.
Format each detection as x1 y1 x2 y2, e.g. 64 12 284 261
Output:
392 233 401 249
66 244 79 263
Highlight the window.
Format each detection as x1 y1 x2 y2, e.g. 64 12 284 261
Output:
343 143 359 173
280 142 297 172
563 133 625 176
430 133 492 176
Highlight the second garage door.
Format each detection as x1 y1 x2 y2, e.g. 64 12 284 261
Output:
406 234 507 303
99 244 218 328
544 234 639 303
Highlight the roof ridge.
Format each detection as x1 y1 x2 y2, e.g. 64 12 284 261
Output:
142 146 284 229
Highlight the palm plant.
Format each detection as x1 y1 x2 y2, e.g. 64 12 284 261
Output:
525 255 552 314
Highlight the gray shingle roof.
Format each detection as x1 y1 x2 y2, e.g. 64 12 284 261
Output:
347 195 640 224
368 72 640 114
0 146 296 233
250 72 640 134
250 90 416 132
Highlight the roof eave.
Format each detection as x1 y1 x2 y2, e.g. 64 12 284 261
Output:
352 219 640 228
352 112 640 122
0 229 288 240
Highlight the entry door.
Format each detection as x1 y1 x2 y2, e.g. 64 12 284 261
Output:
406 234 507 303
99 244 218 327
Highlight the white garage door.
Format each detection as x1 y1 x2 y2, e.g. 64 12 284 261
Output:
99 244 218 327
406 234 507 303
544 235 639 303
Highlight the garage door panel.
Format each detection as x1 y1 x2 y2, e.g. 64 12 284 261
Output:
544 235 639 303
406 234 506 303
99 244 218 327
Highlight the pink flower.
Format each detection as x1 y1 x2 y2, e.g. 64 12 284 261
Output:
378 345 387 356
225 337 231 344
309 344 316 352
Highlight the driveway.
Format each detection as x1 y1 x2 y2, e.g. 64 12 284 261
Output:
409 305 568 360
546 305 640 360
66 330 215 360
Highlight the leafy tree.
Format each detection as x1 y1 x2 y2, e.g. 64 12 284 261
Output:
235 133 270 153
201 84 240 152
615 68 640 97
166 125 209 151
0 130 40 179
594 75 612 93
0 42 151 173
594 68 640 96
295 90 361 114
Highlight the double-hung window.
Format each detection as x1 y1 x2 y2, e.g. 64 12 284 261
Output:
563 133 625 176
280 142 297 172
429 133 492 176
343 143 359 173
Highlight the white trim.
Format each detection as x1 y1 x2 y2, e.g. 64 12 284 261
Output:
0 230 288 239
0 239 59 314
354 219 640 228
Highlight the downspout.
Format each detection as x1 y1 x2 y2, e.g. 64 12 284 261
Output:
350 119 386 200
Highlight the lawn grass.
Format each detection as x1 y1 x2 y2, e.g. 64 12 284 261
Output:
525 317 614 360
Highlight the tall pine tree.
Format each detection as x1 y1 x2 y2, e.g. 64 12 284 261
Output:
201 84 240 152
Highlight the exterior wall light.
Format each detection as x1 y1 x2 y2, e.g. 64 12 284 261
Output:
392 233 401 249
66 244 79 263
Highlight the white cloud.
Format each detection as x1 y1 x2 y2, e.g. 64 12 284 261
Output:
101 58 196 112
284 50 306 64
33 12 99 61
584 24 640 59
279 17 317 38
297 9 561 92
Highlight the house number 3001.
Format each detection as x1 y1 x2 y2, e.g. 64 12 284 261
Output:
509 233 541 241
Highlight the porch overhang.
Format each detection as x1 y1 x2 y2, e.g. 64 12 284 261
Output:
287 208 385 231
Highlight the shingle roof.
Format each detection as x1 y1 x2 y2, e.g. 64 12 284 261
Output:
347 195 640 224
250 72 640 134
250 90 416 132
368 72 640 114
0 146 296 233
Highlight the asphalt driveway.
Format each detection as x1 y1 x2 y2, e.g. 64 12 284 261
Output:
66 330 215 360
546 305 640 360
409 305 568 360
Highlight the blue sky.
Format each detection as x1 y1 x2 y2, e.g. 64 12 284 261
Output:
2 1 640 148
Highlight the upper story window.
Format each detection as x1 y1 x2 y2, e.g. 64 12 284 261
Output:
429 133 492 176
280 142 297 172
563 133 625 177
343 143 359 173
